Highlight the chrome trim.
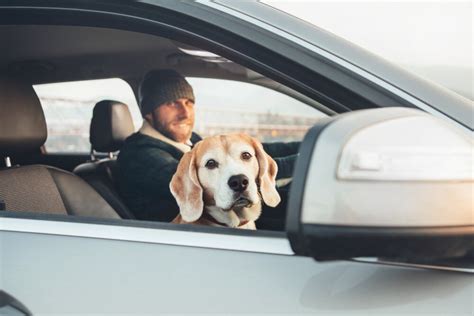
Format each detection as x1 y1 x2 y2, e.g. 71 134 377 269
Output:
198 0 469 132
354 257 474 274
0 217 294 255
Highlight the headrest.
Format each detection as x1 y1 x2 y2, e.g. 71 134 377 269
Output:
90 100 135 153
0 77 47 156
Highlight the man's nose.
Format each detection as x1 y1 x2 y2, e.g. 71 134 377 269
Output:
228 174 249 192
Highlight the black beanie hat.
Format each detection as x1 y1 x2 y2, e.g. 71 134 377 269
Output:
138 69 195 116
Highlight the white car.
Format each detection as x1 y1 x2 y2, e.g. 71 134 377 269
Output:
0 1 472 315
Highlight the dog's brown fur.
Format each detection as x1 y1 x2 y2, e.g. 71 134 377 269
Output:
170 133 280 229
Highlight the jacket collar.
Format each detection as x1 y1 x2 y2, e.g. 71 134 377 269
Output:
139 120 192 153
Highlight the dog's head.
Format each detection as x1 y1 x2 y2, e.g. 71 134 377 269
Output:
170 133 280 223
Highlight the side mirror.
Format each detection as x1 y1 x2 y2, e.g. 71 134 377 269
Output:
287 107 473 262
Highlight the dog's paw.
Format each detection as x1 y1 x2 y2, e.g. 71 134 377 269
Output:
227 212 241 228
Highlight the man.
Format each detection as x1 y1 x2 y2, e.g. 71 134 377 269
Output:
118 69 299 223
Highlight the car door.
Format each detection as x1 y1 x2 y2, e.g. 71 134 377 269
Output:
0 1 472 315
2 216 473 315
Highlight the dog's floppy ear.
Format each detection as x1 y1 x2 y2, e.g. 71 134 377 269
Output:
250 136 281 207
170 148 204 222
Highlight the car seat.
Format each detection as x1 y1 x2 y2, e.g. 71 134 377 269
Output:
0 77 120 219
73 100 136 219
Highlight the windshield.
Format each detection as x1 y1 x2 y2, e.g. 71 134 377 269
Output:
263 1 472 100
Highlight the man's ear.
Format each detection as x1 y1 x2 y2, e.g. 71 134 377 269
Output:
250 136 281 207
170 149 204 222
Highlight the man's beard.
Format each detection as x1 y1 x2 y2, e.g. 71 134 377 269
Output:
151 113 192 143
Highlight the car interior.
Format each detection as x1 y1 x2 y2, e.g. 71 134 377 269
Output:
0 25 333 231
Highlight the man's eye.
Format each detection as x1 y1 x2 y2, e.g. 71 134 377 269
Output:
205 159 218 169
241 152 252 160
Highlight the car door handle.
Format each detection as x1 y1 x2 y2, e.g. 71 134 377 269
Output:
0 290 32 316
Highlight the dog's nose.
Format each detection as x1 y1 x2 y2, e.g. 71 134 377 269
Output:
228 174 249 192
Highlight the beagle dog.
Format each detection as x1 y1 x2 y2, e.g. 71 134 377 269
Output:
170 133 281 229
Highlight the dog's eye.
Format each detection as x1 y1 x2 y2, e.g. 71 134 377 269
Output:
241 152 252 160
205 159 218 169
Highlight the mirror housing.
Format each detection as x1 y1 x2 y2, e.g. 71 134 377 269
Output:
287 107 473 261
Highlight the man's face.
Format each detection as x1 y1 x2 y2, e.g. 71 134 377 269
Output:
148 98 195 143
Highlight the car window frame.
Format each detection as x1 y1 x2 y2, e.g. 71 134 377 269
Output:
216 0 473 130
0 3 470 269
0 2 415 114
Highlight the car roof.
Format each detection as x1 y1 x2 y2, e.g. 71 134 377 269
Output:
0 25 253 84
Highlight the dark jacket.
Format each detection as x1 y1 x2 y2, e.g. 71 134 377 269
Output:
117 132 299 222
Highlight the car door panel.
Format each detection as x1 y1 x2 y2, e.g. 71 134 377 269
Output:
1 229 472 315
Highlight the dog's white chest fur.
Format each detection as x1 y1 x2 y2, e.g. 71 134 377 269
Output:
206 205 258 230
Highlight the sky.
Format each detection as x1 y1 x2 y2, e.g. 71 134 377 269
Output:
263 0 473 99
